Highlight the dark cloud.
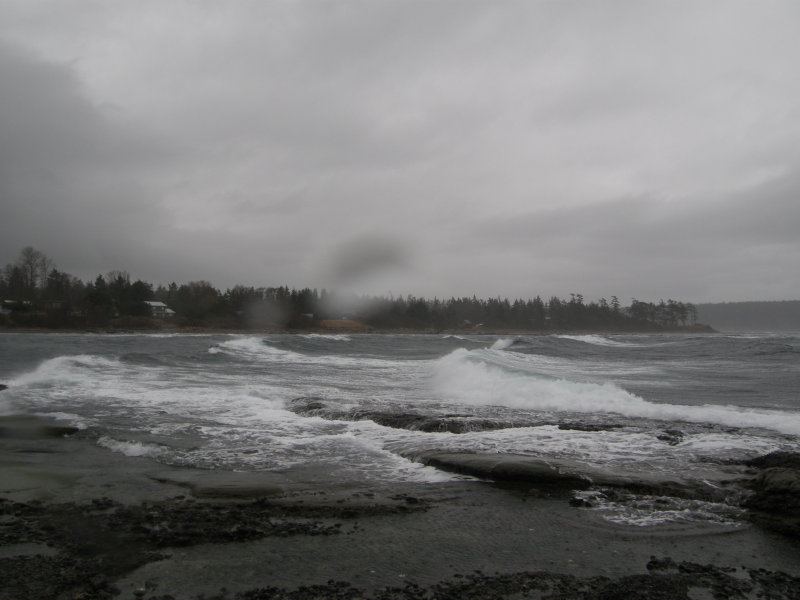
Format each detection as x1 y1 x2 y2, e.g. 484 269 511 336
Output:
1 1 799 301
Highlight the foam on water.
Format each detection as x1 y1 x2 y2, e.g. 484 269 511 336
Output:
572 490 746 527
210 337 306 360
34 412 91 429
209 336 416 370
9 354 126 387
557 334 639 347
4 334 799 497
300 334 352 341
490 338 516 350
432 348 800 436
375 423 789 474
468 347 664 383
97 436 167 458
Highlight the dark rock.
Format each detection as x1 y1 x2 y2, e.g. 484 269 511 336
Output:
745 451 800 471
287 397 541 434
0 415 80 440
408 452 737 502
0 554 120 600
558 422 623 432
0 384 7 391
594 573 690 600
202 559 797 600
369 413 519 434
408 452 593 489
569 495 596 507
742 451 800 538
646 556 677 571
289 396 327 412
656 429 684 445
745 466 800 538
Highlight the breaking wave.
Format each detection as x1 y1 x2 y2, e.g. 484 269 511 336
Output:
8 354 126 387
557 335 639 347
208 337 410 369
97 436 167 458
432 348 800 436
300 334 352 341
209 337 305 359
490 338 516 350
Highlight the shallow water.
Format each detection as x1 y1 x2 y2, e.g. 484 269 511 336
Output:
1 331 798 525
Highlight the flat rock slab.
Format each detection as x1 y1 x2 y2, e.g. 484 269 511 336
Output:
746 451 800 471
408 452 744 500
409 452 593 488
150 470 285 499
0 415 80 440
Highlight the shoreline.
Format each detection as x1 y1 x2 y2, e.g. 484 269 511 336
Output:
1 412 798 599
0 325 717 336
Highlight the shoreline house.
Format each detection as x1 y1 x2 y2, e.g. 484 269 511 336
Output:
144 300 176 319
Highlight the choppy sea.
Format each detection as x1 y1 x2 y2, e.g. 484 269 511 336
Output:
1 331 798 527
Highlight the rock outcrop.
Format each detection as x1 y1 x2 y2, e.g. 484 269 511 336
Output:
405 451 739 501
744 451 800 538
287 397 544 433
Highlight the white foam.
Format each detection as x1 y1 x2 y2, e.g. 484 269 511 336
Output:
6 336 798 488
34 412 91 430
97 436 166 458
210 337 305 360
300 334 352 341
209 337 412 369
9 355 126 387
557 335 638 347
574 491 746 527
490 338 515 350
431 349 800 436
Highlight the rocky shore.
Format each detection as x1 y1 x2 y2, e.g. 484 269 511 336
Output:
1 412 799 599
743 451 800 538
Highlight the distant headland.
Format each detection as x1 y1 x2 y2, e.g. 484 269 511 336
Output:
2 246 712 333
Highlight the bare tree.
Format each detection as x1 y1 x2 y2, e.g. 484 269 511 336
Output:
16 246 53 295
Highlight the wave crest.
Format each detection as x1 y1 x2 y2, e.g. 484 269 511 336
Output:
490 338 516 350
209 337 304 360
432 348 800 436
97 436 166 458
9 354 125 387
557 335 638 347
300 334 352 341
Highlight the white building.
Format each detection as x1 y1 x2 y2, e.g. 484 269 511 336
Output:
145 301 176 318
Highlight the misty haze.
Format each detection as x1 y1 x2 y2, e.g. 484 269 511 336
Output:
1 2 799 599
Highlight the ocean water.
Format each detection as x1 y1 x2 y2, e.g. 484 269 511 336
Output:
1 332 798 525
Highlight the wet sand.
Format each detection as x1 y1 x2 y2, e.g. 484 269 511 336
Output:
1 414 799 599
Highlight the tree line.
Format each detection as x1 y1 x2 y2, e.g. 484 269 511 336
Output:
0 246 700 331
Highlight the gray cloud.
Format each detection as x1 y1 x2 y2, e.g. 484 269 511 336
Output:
1 1 799 302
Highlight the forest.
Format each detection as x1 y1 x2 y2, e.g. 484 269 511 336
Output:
1 246 701 332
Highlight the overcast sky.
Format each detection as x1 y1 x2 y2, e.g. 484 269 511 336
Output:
1 1 799 302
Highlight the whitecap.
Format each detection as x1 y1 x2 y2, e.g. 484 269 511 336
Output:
97 436 166 458
490 338 515 350
9 354 126 387
557 335 639 347
431 348 800 436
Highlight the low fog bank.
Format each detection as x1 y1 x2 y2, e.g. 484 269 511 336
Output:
696 301 800 332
